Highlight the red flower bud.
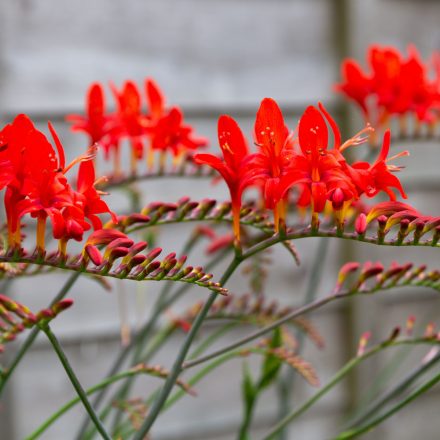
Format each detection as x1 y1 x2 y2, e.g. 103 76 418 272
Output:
355 213 367 235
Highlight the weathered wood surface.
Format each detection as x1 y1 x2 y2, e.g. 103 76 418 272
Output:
0 0 335 114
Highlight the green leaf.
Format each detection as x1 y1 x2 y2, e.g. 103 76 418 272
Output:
242 362 256 410
258 327 283 390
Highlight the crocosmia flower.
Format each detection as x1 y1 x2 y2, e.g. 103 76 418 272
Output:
149 107 208 161
67 83 111 147
192 97 409 238
68 77 208 176
110 80 146 172
336 44 440 133
348 130 408 200
0 114 116 254
194 115 252 241
250 98 299 230
294 104 358 214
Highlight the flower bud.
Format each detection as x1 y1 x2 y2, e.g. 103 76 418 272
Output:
355 213 367 235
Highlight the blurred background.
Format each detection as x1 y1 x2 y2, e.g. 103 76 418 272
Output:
1 0 440 439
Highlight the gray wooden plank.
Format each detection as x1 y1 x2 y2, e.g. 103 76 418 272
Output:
0 0 336 113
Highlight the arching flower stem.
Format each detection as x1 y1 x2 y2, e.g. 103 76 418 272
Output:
40 323 112 440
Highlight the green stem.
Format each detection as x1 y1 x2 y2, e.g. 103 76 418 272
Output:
26 368 155 440
261 340 439 440
0 272 81 395
278 238 329 439
41 324 111 440
132 255 242 439
184 290 350 370
238 394 256 440
79 248 231 440
135 326 241 435
164 351 238 411
189 322 238 360
334 369 440 439
346 348 440 428
115 351 240 438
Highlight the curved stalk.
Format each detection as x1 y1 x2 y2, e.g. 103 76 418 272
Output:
278 237 330 439
41 324 111 440
132 254 242 439
260 340 440 440
346 348 440 428
0 272 81 395
334 369 440 439
183 290 349 370
25 367 167 440
78 248 231 440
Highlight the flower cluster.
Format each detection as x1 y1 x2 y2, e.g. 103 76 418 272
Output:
336 45 440 134
0 115 116 254
0 294 74 351
194 98 408 240
68 78 208 175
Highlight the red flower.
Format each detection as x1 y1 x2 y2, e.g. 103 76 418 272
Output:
336 59 372 118
146 78 166 120
0 115 116 252
293 103 358 215
110 80 146 166
194 115 252 241
145 79 208 164
0 115 69 248
336 44 440 130
251 98 298 230
75 159 117 229
349 130 408 201
67 83 113 147
149 107 208 157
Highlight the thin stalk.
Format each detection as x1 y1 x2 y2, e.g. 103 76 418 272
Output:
0 272 81 395
26 368 157 440
278 238 329 439
334 370 440 439
183 290 349 370
132 254 242 439
260 340 439 440
81 248 232 439
164 351 238 411
346 348 440 428
41 324 111 440
189 322 238 360
119 325 240 437
239 391 256 440
116 352 239 438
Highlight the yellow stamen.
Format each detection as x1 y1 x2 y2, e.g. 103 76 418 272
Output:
399 115 408 136
147 147 155 171
58 239 67 257
130 150 138 176
428 119 437 137
113 148 121 177
334 201 351 230
232 203 241 243
172 152 184 168
13 224 22 248
159 151 166 171
340 125 375 152
311 211 320 231
273 199 287 233
94 176 108 187
36 216 46 252
414 117 422 136
63 145 97 174
7 223 15 248
386 150 410 163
